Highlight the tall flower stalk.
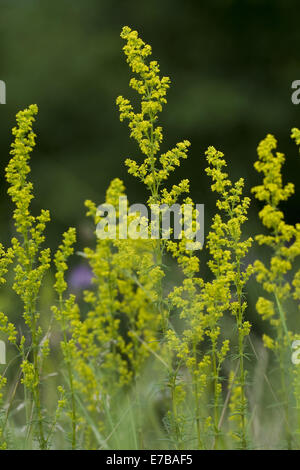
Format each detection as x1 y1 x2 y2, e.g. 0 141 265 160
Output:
0 244 17 448
5 105 51 449
116 26 191 333
52 227 78 449
116 27 197 446
205 146 253 449
252 133 300 448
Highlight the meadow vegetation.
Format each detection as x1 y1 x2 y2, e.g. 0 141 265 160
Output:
0 26 300 450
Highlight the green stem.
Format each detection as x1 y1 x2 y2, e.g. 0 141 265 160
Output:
211 339 220 449
192 340 202 450
32 317 46 449
236 258 247 449
23 231 46 449
275 292 292 449
60 294 77 450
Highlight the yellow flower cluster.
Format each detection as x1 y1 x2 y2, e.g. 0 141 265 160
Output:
0 243 17 345
159 144 252 449
252 134 300 301
252 132 300 447
228 370 244 443
252 134 300 359
61 179 161 423
52 227 78 449
5 105 51 449
205 146 253 449
291 128 300 309
116 26 191 203
6 105 51 330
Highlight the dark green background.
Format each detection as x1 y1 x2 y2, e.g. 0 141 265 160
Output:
0 0 299 250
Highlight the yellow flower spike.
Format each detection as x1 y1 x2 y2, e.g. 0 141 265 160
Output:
4 105 54 450
252 131 300 447
205 145 253 449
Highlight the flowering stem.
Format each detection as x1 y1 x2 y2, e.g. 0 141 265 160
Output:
211 339 220 449
274 292 292 449
192 340 203 450
60 294 77 450
235 258 247 449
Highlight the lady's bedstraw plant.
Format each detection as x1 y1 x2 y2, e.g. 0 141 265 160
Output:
115 26 252 450
164 250 208 449
83 178 160 392
252 132 300 448
5 106 68 450
0 244 16 449
291 129 300 440
205 147 253 449
164 168 237 450
54 178 162 448
5 105 51 449
165 235 230 450
52 227 78 449
116 26 205 447
1 26 300 451
116 26 191 334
